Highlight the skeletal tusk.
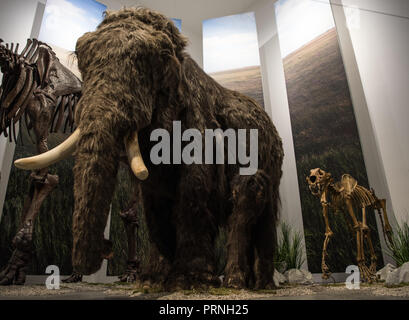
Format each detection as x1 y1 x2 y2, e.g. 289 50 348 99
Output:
125 131 149 180
14 128 80 170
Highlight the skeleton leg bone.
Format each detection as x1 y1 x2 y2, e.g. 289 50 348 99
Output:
361 207 369 230
354 227 366 282
346 199 359 229
321 203 333 279
364 228 377 276
0 172 58 285
361 206 377 281
357 223 375 282
346 200 368 282
379 199 393 244
118 201 141 283
347 200 378 282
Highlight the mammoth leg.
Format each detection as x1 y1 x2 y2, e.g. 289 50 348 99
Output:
253 172 278 290
168 166 218 291
253 201 277 289
140 191 174 289
71 127 120 275
225 172 269 289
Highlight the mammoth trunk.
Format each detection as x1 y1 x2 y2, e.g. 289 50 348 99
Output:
71 120 120 275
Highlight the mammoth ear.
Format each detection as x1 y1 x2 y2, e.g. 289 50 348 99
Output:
154 39 184 131
160 47 183 96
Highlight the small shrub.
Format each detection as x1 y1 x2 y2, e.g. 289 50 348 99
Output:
274 222 306 271
386 222 409 267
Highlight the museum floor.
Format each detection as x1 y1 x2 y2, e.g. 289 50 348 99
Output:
0 281 408 300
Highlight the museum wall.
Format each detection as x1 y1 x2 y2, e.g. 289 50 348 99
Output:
332 0 409 227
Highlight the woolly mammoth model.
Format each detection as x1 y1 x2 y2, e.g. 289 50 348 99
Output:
15 8 284 290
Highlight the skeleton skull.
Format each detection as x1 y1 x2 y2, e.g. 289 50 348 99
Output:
306 168 332 196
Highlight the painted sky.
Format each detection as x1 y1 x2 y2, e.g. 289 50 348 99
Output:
275 0 335 58
38 0 106 51
203 12 260 73
172 18 182 32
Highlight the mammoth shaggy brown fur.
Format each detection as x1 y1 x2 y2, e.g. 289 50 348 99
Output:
70 7 283 290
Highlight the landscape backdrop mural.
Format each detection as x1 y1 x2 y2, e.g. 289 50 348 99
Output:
203 12 265 108
38 0 107 78
275 0 383 272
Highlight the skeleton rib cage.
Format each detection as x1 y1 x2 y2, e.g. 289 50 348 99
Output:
330 174 377 209
0 38 81 143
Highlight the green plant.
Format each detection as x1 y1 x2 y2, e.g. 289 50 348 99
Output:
274 222 306 271
386 222 409 267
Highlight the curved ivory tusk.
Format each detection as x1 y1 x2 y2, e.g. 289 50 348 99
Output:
125 131 149 181
14 129 80 170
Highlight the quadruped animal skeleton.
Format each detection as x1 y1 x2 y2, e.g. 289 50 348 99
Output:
306 168 393 282
0 38 81 285
0 39 140 284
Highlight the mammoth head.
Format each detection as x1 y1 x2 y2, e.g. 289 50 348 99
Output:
14 8 187 274
306 168 332 197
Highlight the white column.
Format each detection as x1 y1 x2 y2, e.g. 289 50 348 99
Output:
247 0 308 270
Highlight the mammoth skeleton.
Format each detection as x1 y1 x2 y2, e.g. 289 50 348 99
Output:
0 38 143 285
0 38 81 285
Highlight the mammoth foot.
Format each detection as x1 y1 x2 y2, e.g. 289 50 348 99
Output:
0 223 33 286
224 271 247 289
254 275 276 290
62 272 83 283
119 270 139 284
165 271 220 291
0 249 31 285
119 260 141 284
